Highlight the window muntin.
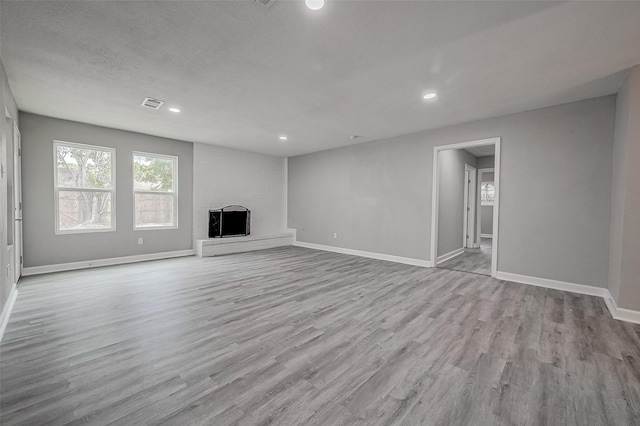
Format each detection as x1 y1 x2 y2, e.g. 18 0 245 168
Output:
133 152 178 229
54 141 116 234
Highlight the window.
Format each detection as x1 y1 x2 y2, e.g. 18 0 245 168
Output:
54 141 115 234
133 152 178 229
481 182 495 206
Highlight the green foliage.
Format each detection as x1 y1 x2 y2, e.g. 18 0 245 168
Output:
56 144 113 227
134 156 174 192
56 146 112 189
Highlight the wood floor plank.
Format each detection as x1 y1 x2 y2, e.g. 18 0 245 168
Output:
438 237 492 276
2 246 640 425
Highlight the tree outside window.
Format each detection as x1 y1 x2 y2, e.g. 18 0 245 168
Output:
133 153 178 229
54 141 115 233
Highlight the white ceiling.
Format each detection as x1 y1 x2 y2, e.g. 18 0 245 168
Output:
2 1 640 157
465 145 495 158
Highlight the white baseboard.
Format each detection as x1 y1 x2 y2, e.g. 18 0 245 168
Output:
0 283 18 342
293 241 431 268
603 293 640 325
292 242 640 325
496 271 640 325
22 250 195 276
495 271 609 298
436 248 464 265
11 240 640 328
481 234 493 239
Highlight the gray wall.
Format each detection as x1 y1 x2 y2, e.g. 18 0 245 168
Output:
481 170 494 235
289 96 615 288
481 206 493 235
609 65 640 309
0 59 19 312
437 149 477 257
288 137 431 259
477 156 495 169
193 142 286 243
19 113 193 268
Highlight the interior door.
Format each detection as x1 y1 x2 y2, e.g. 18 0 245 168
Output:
463 164 477 248
13 122 22 282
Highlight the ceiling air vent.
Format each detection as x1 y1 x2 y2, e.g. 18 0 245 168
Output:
255 0 276 8
140 97 165 110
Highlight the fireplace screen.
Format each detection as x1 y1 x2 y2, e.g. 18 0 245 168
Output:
208 205 250 238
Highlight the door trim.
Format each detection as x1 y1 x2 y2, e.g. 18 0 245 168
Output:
430 137 501 277
463 164 477 249
13 121 22 282
476 167 495 247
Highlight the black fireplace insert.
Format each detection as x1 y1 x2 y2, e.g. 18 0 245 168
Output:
208 205 251 238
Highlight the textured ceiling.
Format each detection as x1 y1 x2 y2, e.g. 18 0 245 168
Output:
2 1 640 157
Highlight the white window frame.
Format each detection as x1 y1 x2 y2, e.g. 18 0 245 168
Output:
53 140 116 235
133 151 178 231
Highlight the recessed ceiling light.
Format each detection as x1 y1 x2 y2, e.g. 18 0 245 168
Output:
279 135 288 141
423 92 437 100
168 107 181 113
305 0 324 10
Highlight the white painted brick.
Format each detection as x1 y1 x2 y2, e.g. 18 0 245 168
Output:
192 143 286 242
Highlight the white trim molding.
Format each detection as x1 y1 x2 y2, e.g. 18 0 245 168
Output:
495 271 609 298
603 294 640 325
22 250 195 276
0 283 18 342
496 271 640 325
54 140 117 235
283 158 289 231
437 248 464 265
431 137 501 278
463 163 477 249
133 151 179 231
287 228 297 240
476 167 494 246
481 234 493 239
293 241 431 268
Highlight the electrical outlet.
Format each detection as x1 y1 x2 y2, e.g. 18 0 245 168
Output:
138 238 144 245
333 233 338 239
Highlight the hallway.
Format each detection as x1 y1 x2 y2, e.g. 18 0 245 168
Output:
438 238 492 276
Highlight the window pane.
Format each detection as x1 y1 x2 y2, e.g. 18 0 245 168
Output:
135 193 175 227
58 191 112 231
56 145 112 189
481 182 495 205
133 155 174 192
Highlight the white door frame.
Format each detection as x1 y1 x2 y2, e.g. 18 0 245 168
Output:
3 108 14 285
13 121 22 282
463 164 477 249
476 168 495 245
431 137 501 277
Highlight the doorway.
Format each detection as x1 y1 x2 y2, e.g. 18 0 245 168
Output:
3 109 22 285
430 137 500 277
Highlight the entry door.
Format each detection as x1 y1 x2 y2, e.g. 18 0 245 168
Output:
463 164 477 248
13 122 22 282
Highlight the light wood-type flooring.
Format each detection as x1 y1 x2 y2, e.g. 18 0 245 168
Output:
438 238 492 276
2 246 640 425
